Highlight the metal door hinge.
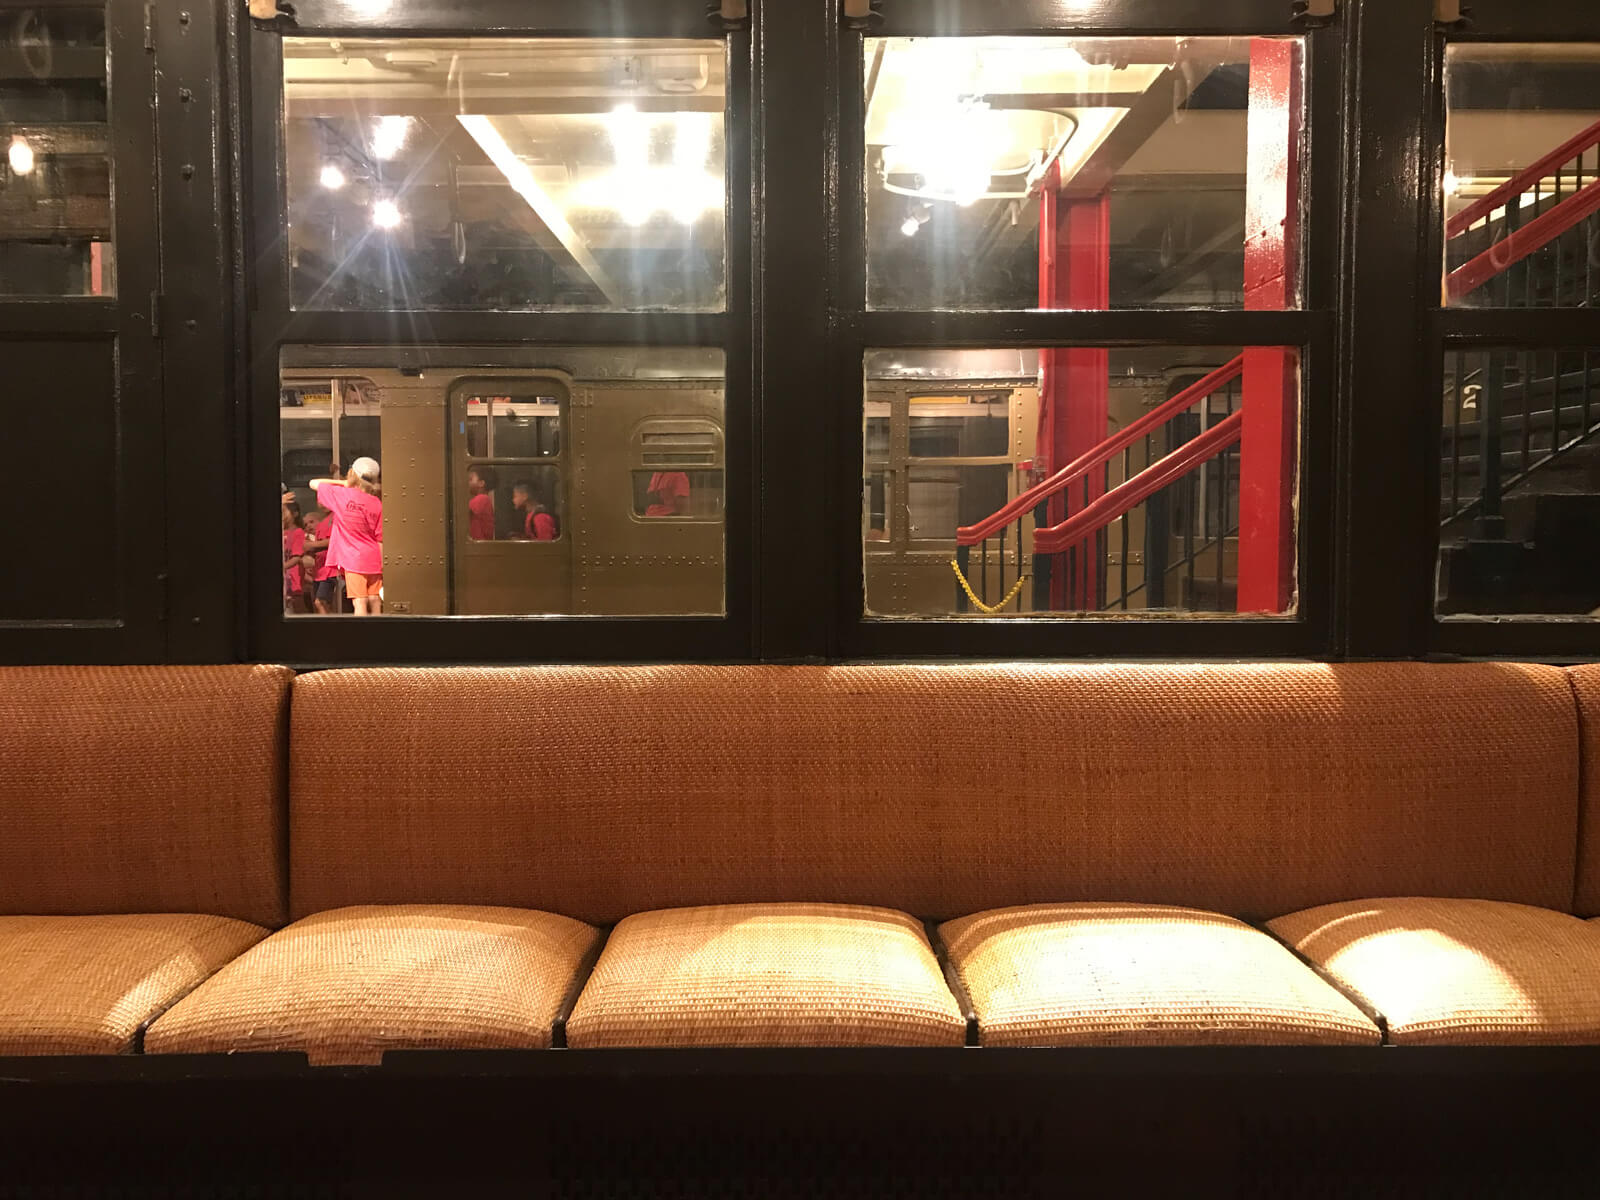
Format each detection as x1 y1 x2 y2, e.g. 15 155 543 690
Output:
1291 0 1336 27
706 0 748 31
1435 0 1471 27
842 0 883 31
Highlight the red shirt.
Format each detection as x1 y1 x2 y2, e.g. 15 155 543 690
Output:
283 527 305 594
313 517 334 581
469 492 495 541
644 472 690 518
527 510 557 541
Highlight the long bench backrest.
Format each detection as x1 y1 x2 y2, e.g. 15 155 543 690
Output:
0 665 292 928
290 663 1578 923
1569 665 1600 915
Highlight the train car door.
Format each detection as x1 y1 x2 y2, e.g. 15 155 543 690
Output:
449 375 573 616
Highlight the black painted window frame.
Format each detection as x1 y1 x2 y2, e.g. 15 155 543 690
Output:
240 0 756 665
1424 0 1600 660
822 0 1345 660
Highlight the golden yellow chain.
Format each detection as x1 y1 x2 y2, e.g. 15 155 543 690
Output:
949 559 1028 615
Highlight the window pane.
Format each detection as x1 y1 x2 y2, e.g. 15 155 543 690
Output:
864 36 1303 311
1444 46 1600 309
0 7 114 296
283 37 726 311
278 346 725 617
862 347 1298 619
1438 347 1600 618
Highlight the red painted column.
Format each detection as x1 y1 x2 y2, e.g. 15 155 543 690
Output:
1237 37 1302 614
1037 166 1110 610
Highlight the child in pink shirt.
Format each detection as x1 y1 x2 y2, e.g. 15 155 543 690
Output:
310 457 384 615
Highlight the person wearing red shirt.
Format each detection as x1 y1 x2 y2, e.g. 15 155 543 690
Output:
644 471 691 518
512 481 559 541
467 466 497 541
281 500 307 613
302 510 335 614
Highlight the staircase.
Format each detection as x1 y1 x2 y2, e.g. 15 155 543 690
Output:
1438 354 1600 614
1437 120 1600 615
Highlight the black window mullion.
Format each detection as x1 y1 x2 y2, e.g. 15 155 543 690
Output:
280 0 721 38
873 0 1314 38
1336 0 1437 658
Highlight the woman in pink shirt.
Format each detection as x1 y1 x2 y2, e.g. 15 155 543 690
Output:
310 457 385 615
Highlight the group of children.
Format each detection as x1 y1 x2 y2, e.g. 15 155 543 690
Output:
282 457 384 616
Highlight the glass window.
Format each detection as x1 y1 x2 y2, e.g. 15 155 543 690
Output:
282 37 726 311
0 7 114 296
277 346 725 617
1438 347 1600 618
864 36 1304 311
1444 46 1600 309
862 346 1295 619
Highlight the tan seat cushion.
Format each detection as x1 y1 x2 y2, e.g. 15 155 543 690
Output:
145 905 600 1065
940 904 1379 1047
0 664 293 928
1269 899 1600 1045
566 904 965 1048
0 914 267 1055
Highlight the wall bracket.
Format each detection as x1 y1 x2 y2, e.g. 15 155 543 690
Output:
707 0 749 32
842 0 883 32
1290 0 1336 28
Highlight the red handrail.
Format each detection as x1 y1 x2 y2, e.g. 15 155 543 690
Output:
1447 175 1600 300
1446 116 1600 239
1033 410 1243 555
955 354 1244 547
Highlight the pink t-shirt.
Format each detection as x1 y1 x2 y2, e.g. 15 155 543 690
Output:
317 483 383 576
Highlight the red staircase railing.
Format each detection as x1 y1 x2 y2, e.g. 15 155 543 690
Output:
1446 116 1600 301
955 355 1245 548
1033 410 1243 555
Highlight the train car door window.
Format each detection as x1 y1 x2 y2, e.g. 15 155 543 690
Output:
630 421 724 519
459 390 565 543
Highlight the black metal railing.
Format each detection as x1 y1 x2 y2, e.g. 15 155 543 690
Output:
1442 349 1600 533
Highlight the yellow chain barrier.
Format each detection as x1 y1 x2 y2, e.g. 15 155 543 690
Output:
950 559 1028 615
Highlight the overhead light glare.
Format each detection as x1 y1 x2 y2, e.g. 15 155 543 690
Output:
372 115 411 161
372 197 402 229
320 163 346 190
8 136 34 176
901 216 920 237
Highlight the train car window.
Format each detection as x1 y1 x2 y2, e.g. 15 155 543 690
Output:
1443 46 1600 311
862 346 1293 619
0 8 114 297
630 419 724 520
276 347 724 619
281 37 727 312
908 395 1011 458
631 470 724 519
863 36 1304 312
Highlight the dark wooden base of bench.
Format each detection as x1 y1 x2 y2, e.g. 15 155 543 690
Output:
4 1048 1599 1195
